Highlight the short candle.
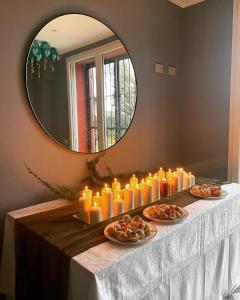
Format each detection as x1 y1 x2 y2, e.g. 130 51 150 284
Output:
90 202 102 224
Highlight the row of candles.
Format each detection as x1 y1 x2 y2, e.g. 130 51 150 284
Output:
79 168 195 224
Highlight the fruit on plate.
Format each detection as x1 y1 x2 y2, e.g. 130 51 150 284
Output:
107 214 152 242
190 184 222 197
147 204 185 220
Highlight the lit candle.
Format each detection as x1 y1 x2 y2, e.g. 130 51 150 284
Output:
158 167 166 181
141 179 153 205
166 169 173 183
152 173 161 201
112 178 121 190
101 184 113 220
90 202 102 224
124 184 134 212
113 194 124 216
183 172 191 189
134 184 143 208
78 192 91 223
160 178 168 198
130 174 138 189
82 186 93 199
113 186 124 200
92 192 102 206
170 173 180 195
188 172 195 186
175 168 184 190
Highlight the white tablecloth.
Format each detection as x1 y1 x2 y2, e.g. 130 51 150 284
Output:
1 184 240 300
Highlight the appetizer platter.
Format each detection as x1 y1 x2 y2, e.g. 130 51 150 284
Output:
190 184 227 199
104 214 157 245
143 204 188 223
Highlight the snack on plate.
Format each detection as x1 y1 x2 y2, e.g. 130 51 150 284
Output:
190 184 222 197
147 204 185 221
107 214 152 242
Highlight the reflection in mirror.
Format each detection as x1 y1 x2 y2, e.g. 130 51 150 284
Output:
26 14 137 153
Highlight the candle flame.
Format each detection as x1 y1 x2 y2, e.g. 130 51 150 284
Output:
94 201 97 207
96 192 99 196
168 169 171 172
160 167 163 171
163 178 167 182
136 184 139 188
149 173 152 177
85 186 88 190
180 168 183 171
104 183 108 188
132 174 135 178
114 178 117 182
189 172 192 175
126 184 130 189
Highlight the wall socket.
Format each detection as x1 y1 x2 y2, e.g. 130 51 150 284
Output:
169 66 177 76
155 63 164 74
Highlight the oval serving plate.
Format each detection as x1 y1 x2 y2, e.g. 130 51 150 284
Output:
104 221 157 246
190 189 228 200
143 206 188 224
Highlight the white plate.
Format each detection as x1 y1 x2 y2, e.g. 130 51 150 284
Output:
143 205 188 224
104 221 157 246
190 189 228 200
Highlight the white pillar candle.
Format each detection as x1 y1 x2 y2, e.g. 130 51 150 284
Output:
130 174 138 189
152 174 160 201
188 172 195 186
166 169 173 184
175 168 185 190
90 202 102 224
134 184 143 208
92 192 102 206
112 178 121 190
183 173 191 190
141 179 153 205
113 187 124 200
124 184 134 212
82 186 93 199
113 194 124 216
101 186 113 220
158 167 166 181
170 173 181 195
78 192 91 223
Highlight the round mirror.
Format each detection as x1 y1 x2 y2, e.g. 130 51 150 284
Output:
26 14 137 153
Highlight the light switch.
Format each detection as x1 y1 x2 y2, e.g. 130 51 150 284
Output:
155 63 164 74
169 66 177 76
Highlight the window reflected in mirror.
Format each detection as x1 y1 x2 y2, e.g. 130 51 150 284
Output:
26 14 137 153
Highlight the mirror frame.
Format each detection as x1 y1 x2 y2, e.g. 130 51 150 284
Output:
24 12 138 154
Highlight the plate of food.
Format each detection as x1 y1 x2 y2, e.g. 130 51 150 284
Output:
104 214 157 245
190 184 227 199
143 204 188 223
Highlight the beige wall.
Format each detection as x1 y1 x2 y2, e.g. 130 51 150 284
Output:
0 0 184 244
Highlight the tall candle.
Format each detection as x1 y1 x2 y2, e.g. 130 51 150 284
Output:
82 186 93 199
134 184 143 208
113 194 124 216
141 179 153 205
175 168 184 190
152 173 160 201
170 173 180 195
78 192 91 223
158 167 166 181
92 192 102 206
130 174 138 189
166 169 173 183
188 172 195 186
112 178 121 190
160 178 168 198
90 202 102 224
102 186 113 220
113 187 124 200
124 184 134 211
183 173 191 190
